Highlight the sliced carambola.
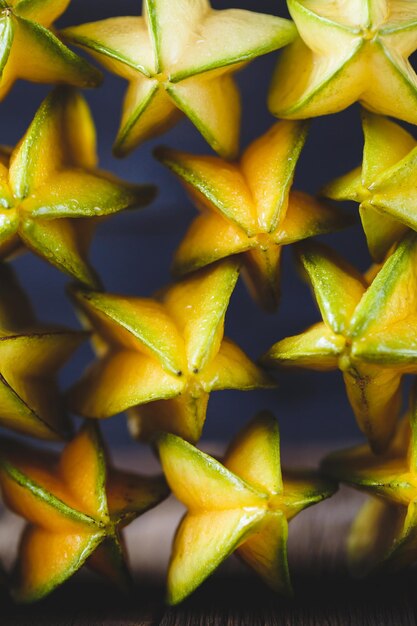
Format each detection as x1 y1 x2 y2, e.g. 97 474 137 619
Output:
157 120 351 312
269 0 417 124
158 412 335 604
62 0 296 158
323 384 417 577
262 234 417 454
0 0 101 99
0 421 168 602
68 261 272 444
324 112 417 262
0 87 155 286
0 262 84 441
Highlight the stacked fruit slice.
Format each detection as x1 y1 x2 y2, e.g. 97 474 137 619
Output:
268 0 417 124
158 412 335 604
0 421 168 602
0 87 155 286
62 0 296 158
68 261 272 443
263 234 417 454
157 120 350 311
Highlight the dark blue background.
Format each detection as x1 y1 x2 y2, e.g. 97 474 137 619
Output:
0 0 393 445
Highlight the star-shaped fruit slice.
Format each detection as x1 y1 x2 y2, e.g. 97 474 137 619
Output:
269 0 417 123
0 0 101 99
62 0 296 158
68 261 272 444
262 233 417 454
0 421 169 602
324 111 417 262
158 411 335 604
0 87 155 287
0 262 85 441
322 384 417 577
156 120 351 312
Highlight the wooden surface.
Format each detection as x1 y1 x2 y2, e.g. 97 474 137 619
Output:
1 444 417 626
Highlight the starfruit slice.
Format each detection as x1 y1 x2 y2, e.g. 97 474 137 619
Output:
156 120 351 312
62 0 296 158
323 383 417 577
0 87 155 286
269 0 417 124
0 0 101 99
262 233 417 454
0 420 168 602
0 262 85 441
158 411 335 604
68 261 273 444
324 111 417 262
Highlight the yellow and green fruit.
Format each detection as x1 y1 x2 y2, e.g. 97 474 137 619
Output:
0 87 155 287
262 233 417 454
158 411 336 604
68 261 272 444
0 262 84 441
0 0 101 98
63 0 296 158
324 111 417 262
157 120 351 312
323 383 417 577
269 0 417 123
0 420 169 603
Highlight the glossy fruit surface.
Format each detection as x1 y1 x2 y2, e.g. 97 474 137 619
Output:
325 111 417 262
0 421 169 602
157 121 351 312
63 0 296 158
269 0 417 123
158 412 335 604
323 384 417 577
0 262 84 441
262 234 417 454
0 0 100 99
69 261 272 443
0 87 155 286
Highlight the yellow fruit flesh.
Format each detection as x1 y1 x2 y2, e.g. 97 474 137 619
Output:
263 322 345 371
159 434 265 512
14 0 71 26
59 424 108 521
224 412 282 494
298 243 366 335
162 261 239 373
128 390 209 444
347 498 408 576
237 512 291 594
69 350 184 419
72 290 186 376
241 121 306 231
173 211 252 276
167 508 265 605
15 528 102 603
